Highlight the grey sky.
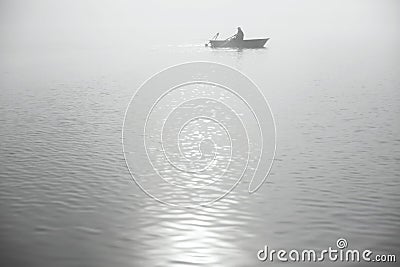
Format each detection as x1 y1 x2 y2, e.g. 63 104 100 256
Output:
1 0 399 50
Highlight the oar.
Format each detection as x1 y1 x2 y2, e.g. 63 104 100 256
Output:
205 32 219 47
220 34 236 46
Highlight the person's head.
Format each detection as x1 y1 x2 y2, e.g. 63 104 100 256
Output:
238 27 241 30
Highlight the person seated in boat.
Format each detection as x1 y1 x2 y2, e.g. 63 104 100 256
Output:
233 27 244 41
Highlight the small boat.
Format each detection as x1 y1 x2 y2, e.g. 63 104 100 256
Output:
207 38 269 49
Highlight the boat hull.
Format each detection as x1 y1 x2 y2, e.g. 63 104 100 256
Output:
209 38 269 48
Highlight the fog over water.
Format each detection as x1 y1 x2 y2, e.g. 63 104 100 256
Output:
1 0 399 266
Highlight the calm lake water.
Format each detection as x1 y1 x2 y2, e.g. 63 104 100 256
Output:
1 29 400 266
